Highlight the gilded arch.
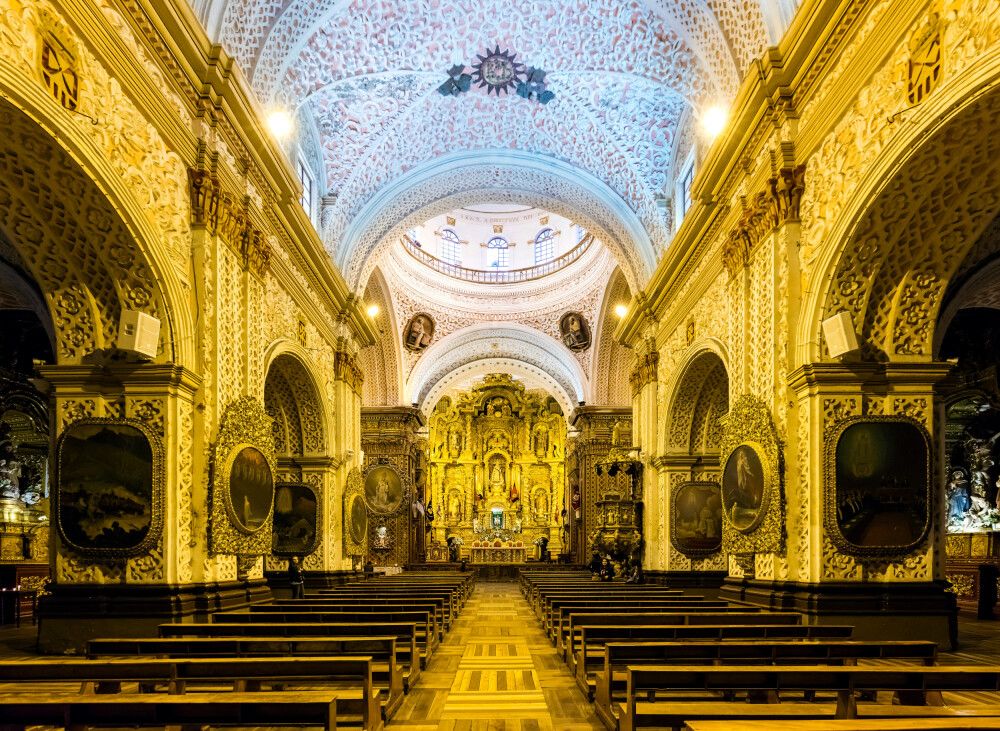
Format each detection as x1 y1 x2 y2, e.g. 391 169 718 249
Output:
262 346 328 457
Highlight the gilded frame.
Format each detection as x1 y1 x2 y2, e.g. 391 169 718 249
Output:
824 415 932 559
343 467 367 557
210 397 277 556
719 395 785 555
670 480 723 558
362 460 411 517
55 417 164 558
721 442 770 535
272 481 320 557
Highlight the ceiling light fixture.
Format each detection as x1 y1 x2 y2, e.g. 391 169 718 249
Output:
614 304 628 318
701 104 728 140
266 109 295 141
366 304 380 318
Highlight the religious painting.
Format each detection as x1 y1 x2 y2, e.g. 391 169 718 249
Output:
404 313 435 352
272 483 319 556
371 519 392 550
348 492 368 545
559 312 591 351
364 463 404 515
721 443 766 533
56 418 163 557
826 416 931 556
671 481 723 557
226 446 274 533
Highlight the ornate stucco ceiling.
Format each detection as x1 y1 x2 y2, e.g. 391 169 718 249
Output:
194 0 795 282
191 0 798 407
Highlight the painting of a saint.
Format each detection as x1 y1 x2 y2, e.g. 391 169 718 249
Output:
672 482 722 556
722 444 765 532
272 483 318 555
348 493 367 545
560 312 591 351
404 313 435 352
228 446 274 533
364 464 404 514
57 420 160 554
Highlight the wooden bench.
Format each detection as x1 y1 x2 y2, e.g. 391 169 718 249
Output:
260 600 446 638
87 635 405 718
548 601 731 643
158 621 422 680
562 611 796 663
317 587 464 619
541 592 698 626
0 657 380 730
590 640 938 729
618 665 1000 731
0 691 339 731
573 624 855 683
276 594 453 628
213 608 439 659
683 719 1000 730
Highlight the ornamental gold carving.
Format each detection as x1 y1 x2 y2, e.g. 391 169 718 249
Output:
188 168 272 277
334 350 364 395
210 398 277 556
630 350 659 397
908 12 943 106
38 31 79 111
343 467 367 558
719 395 784 555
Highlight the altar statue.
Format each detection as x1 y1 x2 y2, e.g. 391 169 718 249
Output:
489 462 504 492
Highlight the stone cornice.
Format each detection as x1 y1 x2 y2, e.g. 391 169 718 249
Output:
788 361 955 394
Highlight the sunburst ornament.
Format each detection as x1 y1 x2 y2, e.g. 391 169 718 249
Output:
472 45 525 95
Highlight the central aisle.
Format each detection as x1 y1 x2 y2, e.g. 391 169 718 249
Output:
389 581 603 730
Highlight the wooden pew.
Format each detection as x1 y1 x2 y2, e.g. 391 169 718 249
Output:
0 691 339 731
158 621 423 680
87 635 405 718
547 601 731 643
0 657 381 731
276 594 452 628
540 591 694 624
562 611 797 663
317 587 464 619
528 584 684 616
618 665 1000 731
213 608 439 659
684 720 1000 730
258 600 446 638
573 624 856 684
590 640 938 729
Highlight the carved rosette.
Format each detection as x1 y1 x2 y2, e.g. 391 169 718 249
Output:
210 397 277 556
719 394 785 555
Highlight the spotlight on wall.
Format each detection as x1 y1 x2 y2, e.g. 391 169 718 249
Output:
614 304 629 318
821 311 860 358
266 109 295 141
701 104 728 140
366 304 381 318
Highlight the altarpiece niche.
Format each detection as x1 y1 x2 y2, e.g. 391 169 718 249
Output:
426 374 566 561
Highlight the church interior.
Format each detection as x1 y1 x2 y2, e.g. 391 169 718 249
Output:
4 0 1000 728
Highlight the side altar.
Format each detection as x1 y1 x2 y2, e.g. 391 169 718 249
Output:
426 374 566 562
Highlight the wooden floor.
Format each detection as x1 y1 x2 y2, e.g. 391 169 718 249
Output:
387 582 602 730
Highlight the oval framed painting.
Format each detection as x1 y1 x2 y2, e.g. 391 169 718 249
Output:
225 444 275 534
363 463 406 515
348 492 368 546
55 417 164 558
721 442 769 534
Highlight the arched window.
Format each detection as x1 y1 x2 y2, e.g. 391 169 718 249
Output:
534 228 556 264
440 228 461 264
486 236 509 268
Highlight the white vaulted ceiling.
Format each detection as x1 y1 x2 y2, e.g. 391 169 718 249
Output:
191 0 798 408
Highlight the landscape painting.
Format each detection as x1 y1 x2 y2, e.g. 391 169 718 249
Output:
57 420 161 555
272 483 318 555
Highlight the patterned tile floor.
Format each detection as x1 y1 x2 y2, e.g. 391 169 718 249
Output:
386 583 603 731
